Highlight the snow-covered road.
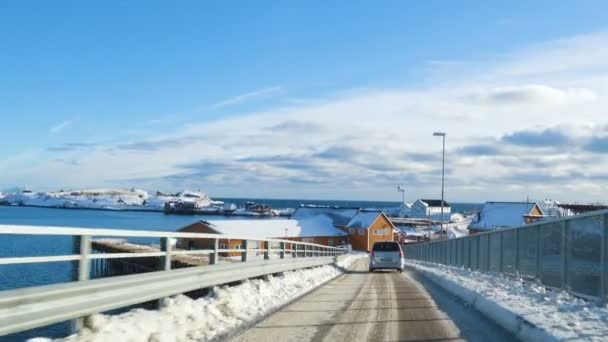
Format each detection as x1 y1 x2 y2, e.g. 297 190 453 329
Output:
232 257 463 342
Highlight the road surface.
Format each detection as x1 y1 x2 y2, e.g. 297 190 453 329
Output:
232 257 463 342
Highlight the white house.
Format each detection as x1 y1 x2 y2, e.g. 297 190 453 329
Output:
409 199 451 221
398 202 412 217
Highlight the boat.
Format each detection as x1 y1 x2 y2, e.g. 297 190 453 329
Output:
245 201 273 216
163 200 237 215
221 203 237 214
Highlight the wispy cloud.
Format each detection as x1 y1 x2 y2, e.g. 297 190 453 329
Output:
207 86 283 110
49 120 72 134
47 142 97 152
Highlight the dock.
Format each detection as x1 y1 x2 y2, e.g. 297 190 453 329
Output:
91 239 235 277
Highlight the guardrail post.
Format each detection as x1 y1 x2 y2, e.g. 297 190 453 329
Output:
241 240 248 262
475 236 479 270
561 220 568 290
157 237 174 309
293 243 297 258
536 226 543 281
499 231 504 273
264 241 270 260
280 242 285 259
601 214 607 304
160 237 172 271
73 235 92 280
487 233 491 271
71 235 91 333
515 228 520 277
209 238 219 265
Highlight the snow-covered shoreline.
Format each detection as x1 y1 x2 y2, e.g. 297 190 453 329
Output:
0 189 215 211
405 260 608 341
0 189 294 216
29 253 366 342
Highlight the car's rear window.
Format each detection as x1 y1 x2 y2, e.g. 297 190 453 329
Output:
373 242 399 251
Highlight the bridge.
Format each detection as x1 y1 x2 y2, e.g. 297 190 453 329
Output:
1 209 607 341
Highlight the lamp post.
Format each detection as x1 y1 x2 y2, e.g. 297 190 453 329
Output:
397 185 405 204
433 132 446 242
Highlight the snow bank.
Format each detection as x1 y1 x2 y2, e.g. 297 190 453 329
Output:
336 252 367 269
405 260 608 341
33 254 365 342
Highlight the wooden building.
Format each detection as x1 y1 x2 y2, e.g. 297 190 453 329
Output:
176 222 245 257
176 217 348 257
344 210 395 251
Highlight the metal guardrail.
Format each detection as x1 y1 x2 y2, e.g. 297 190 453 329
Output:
404 209 608 302
0 224 348 336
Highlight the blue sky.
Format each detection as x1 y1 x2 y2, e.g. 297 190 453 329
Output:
2 2 608 202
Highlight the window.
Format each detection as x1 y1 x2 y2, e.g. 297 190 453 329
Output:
328 238 334 246
372 242 400 251
348 228 355 234
373 229 387 236
219 243 228 250
358 228 365 236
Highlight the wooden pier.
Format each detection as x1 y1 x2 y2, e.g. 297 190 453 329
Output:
90 239 235 277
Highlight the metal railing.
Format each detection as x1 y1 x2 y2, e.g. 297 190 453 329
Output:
404 209 608 302
0 224 348 336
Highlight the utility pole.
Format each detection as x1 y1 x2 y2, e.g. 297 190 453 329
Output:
433 132 446 240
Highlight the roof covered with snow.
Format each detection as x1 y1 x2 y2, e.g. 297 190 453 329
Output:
346 210 383 228
399 226 427 237
469 202 536 230
536 199 565 217
192 217 347 239
290 206 359 227
419 199 450 207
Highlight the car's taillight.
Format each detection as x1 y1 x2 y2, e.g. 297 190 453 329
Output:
370 250 374 258
399 249 404 258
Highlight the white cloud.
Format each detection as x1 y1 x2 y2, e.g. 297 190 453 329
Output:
49 120 72 134
472 84 596 105
9 31 608 202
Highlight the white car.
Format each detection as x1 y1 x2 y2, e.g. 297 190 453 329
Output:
369 241 404 272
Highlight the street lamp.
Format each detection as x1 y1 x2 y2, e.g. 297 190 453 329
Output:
433 132 446 241
397 185 405 204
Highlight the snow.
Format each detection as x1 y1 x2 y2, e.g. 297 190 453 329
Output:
290 206 359 226
469 202 536 231
335 252 367 268
31 253 366 342
405 260 608 341
0 189 219 211
345 210 382 228
399 226 427 237
537 199 566 218
271 208 295 217
205 216 347 239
